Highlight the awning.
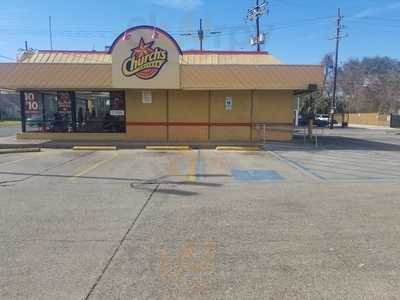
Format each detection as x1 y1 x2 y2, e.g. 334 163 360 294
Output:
0 63 112 90
181 64 324 90
0 63 323 91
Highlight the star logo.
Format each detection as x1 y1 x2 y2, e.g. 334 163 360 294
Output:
131 38 154 58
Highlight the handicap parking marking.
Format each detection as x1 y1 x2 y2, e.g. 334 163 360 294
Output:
231 169 284 182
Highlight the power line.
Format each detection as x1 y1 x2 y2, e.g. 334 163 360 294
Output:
178 18 221 51
0 54 13 61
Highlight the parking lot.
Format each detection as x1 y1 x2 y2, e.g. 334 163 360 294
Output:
1 128 400 299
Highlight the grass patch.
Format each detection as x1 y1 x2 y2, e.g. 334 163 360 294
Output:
0 120 21 126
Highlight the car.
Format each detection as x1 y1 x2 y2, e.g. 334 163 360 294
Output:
314 114 329 127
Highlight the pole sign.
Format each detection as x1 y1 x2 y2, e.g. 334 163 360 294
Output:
24 92 40 114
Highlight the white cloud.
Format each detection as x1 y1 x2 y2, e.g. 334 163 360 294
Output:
351 1 400 19
151 0 203 10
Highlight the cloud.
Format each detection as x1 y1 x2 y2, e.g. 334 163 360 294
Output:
351 1 400 19
151 0 203 10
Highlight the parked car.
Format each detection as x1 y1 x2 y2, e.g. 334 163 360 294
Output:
26 114 44 131
314 114 338 127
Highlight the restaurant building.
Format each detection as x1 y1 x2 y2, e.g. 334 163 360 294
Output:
0 26 323 143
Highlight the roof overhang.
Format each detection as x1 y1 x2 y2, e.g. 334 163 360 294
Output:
0 63 112 90
0 63 323 91
181 64 324 90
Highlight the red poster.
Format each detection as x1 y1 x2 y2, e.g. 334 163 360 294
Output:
57 92 71 113
110 92 124 110
110 92 125 117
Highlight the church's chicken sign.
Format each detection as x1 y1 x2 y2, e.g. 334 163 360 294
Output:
122 38 168 80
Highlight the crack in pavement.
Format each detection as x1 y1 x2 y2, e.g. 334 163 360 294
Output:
0 151 94 186
83 183 161 300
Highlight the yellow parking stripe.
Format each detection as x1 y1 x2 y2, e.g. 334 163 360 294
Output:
69 152 119 181
187 151 198 182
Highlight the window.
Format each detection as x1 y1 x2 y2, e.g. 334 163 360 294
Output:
22 91 126 133
75 92 126 133
24 92 44 132
44 92 73 132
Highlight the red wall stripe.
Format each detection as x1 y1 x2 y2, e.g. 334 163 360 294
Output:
126 122 293 127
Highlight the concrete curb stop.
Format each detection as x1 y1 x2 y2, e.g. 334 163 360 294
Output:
73 146 118 151
216 146 260 151
0 148 41 154
145 146 191 151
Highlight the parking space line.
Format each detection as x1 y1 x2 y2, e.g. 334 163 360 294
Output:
292 157 400 178
69 152 119 181
268 150 326 181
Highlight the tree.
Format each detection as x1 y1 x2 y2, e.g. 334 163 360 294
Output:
338 56 400 114
300 54 335 119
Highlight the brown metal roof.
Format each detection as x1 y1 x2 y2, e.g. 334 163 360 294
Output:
181 64 324 90
0 63 111 90
19 50 281 65
180 51 281 65
19 51 112 64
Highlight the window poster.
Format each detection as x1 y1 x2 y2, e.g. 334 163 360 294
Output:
57 92 71 113
110 92 125 116
24 92 41 114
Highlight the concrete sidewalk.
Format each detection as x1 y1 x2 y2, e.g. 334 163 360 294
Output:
0 135 49 149
0 135 264 149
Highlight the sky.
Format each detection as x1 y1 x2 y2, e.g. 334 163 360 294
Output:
0 0 400 64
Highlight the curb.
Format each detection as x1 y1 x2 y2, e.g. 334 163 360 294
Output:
0 148 41 154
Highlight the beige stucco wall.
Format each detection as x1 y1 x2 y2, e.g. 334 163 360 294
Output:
125 90 167 141
210 90 252 141
168 90 209 141
252 90 293 141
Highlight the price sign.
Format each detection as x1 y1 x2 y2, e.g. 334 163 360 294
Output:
24 92 40 113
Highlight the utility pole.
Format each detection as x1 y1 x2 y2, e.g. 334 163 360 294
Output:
198 19 204 52
180 19 221 52
256 0 261 52
330 8 344 129
49 16 54 50
247 0 268 52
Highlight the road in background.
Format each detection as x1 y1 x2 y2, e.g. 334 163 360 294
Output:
0 124 20 137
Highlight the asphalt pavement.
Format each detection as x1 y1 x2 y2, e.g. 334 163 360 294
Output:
0 129 400 299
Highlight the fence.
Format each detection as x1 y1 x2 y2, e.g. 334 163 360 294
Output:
336 113 391 127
